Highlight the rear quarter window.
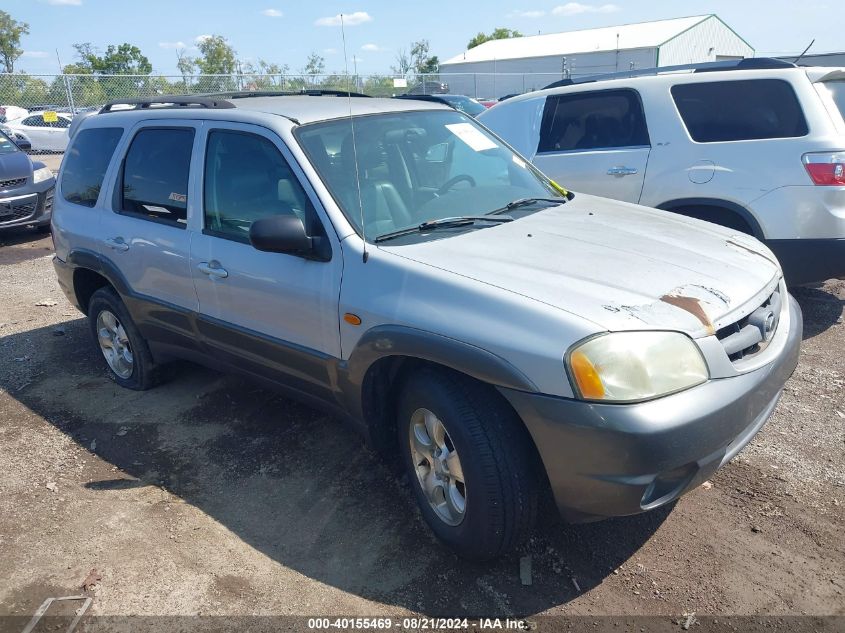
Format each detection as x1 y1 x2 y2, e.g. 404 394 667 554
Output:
671 79 808 142
61 127 124 208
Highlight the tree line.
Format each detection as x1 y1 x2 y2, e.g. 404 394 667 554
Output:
0 8 524 106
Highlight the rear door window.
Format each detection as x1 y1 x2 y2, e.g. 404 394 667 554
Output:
120 128 194 227
538 89 650 153
671 79 808 142
61 127 124 207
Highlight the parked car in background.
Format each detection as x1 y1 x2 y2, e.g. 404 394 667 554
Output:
0 124 32 151
0 105 29 124
5 111 73 152
52 94 800 560
0 129 55 232
479 58 845 285
407 80 449 95
395 94 486 117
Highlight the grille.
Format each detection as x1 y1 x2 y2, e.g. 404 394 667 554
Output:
0 196 38 224
0 177 26 190
716 288 782 362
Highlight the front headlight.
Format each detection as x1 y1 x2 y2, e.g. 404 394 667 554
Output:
566 331 708 402
32 167 53 184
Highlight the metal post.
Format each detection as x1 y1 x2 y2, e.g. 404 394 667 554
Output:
56 50 75 113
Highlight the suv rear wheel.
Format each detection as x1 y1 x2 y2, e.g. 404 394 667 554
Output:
88 287 157 390
397 368 539 560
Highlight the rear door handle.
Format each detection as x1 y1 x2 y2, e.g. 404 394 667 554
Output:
197 261 228 279
607 166 639 177
104 237 129 252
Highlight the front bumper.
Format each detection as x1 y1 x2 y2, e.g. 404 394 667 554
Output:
500 295 803 522
0 181 55 229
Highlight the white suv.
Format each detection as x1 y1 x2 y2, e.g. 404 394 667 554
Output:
479 59 845 285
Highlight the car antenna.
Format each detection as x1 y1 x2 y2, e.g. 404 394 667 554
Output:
341 14 368 263
792 39 815 65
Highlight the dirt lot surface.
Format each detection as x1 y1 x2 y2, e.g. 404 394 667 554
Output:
0 211 843 626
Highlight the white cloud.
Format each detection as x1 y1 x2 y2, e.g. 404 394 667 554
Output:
194 34 212 44
361 43 383 52
261 8 283 17
158 41 187 49
45 0 82 5
507 9 546 18
22 51 50 58
552 3 620 16
315 11 372 27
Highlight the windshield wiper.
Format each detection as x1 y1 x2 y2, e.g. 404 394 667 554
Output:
375 215 514 243
489 197 567 215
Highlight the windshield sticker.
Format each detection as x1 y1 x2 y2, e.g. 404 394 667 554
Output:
168 192 187 203
445 123 498 152
42 111 58 123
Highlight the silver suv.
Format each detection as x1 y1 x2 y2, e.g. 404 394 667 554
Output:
52 94 801 560
479 59 845 285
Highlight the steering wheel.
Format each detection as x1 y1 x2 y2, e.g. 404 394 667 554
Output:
437 174 477 196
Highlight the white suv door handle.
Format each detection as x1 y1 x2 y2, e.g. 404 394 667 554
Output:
104 237 129 252
607 166 639 177
197 261 229 279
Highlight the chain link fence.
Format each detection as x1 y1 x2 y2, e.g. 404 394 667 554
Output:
0 71 568 152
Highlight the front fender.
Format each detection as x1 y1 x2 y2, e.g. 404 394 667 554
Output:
337 324 538 421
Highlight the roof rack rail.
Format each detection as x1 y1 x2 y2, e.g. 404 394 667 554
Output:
99 96 236 113
542 57 797 90
204 89 372 99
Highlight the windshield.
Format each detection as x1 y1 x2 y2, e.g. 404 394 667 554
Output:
0 130 19 155
819 80 845 123
296 109 564 239
442 96 486 117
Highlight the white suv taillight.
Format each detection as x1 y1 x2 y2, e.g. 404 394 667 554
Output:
802 152 845 185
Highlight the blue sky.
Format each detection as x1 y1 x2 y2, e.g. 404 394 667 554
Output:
8 0 841 76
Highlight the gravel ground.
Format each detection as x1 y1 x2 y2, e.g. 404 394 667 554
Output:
0 216 843 626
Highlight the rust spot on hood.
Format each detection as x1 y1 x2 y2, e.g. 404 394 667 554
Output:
660 294 715 335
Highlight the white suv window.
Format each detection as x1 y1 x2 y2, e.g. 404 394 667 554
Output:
671 79 808 142
538 89 650 153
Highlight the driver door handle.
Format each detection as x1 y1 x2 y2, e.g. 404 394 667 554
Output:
104 237 129 252
197 261 228 279
607 166 639 177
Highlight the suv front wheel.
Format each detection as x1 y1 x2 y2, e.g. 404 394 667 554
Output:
398 368 540 560
88 287 157 390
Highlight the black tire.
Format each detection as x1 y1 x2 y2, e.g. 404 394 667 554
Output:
397 367 540 560
87 286 157 390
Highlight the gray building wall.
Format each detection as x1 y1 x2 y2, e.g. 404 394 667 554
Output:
658 15 752 66
440 15 754 99
777 52 845 67
441 48 658 98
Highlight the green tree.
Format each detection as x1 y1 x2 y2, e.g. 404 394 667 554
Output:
302 52 325 85
195 35 237 75
467 27 523 50
391 49 411 77
71 42 152 75
410 40 439 75
0 10 29 73
176 48 195 89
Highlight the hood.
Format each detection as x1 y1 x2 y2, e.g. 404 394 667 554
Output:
383 194 781 337
0 150 33 181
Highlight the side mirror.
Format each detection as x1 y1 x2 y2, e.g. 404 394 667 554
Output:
249 215 330 261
